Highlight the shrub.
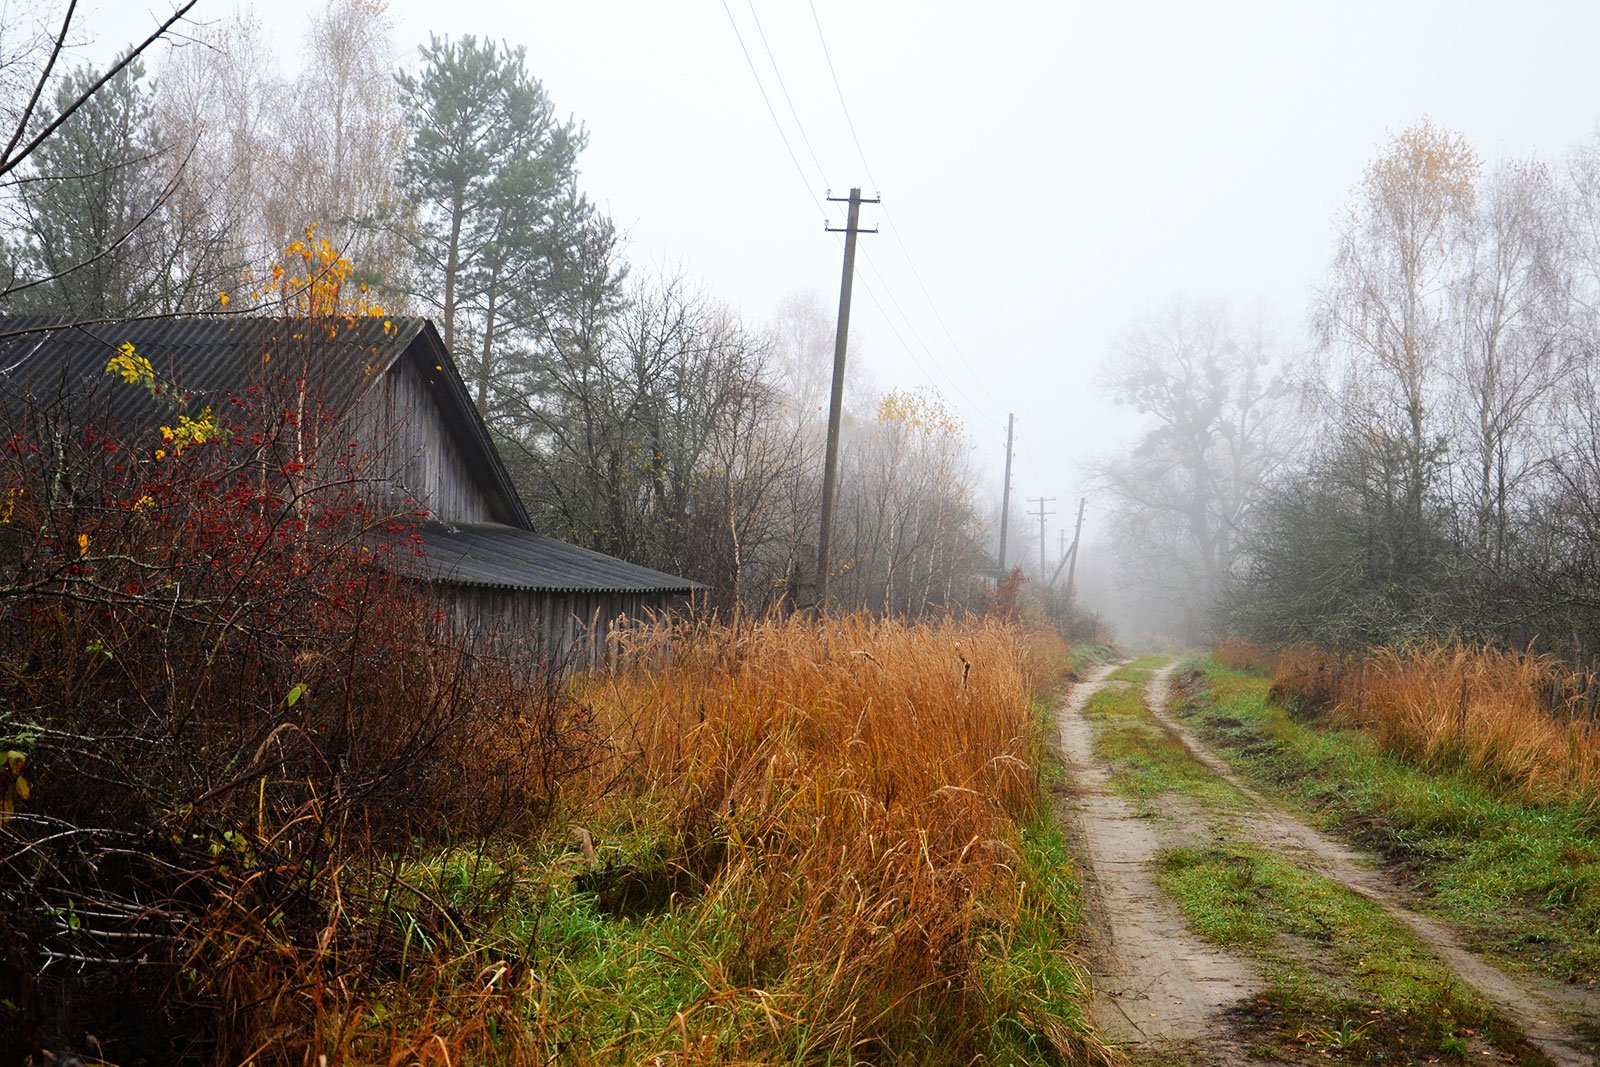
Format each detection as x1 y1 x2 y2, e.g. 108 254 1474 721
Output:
1212 635 1279 674
0 324 598 1063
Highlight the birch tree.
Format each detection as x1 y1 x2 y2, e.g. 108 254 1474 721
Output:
1317 120 1478 543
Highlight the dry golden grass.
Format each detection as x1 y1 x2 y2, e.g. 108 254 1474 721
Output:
1212 635 1281 674
256 613 1108 1066
1270 643 1600 808
570 612 1100 1062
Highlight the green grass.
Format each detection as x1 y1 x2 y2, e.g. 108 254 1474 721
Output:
1178 662 1600 985
978 811 1101 1063
357 695 1105 1065
1067 643 1119 674
1081 680 1243 808
1157 843 1535 1063
982 698 1107 1060
1108 654 1166 684
381 830 789 1057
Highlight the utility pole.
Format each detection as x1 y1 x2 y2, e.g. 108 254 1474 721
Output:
815 187 878 612
1064 497 1087 603
997 413 1015 571
1050 497 1086 588
1027 496 1056 578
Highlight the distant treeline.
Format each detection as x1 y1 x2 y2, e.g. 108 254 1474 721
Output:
1096 120 1600 659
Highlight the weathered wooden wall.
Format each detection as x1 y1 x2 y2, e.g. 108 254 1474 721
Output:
443 586 681 669
339 337 687 670
345 352 498 525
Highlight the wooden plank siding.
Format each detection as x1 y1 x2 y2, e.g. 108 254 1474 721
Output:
342 341 689 669
444 586 681 669
343 351 501 526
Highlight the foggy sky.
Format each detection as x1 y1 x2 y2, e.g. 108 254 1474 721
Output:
81 0 1600 528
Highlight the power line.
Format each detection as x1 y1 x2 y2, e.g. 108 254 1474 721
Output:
816 186 877 611
878 215 1010 413
856 248 1007 425
734 3 1002 426
718 0 825 214
745 1 831 190
721 1 1008 450
808 0 878 191
807 0 1011 415
1027 496 1057 577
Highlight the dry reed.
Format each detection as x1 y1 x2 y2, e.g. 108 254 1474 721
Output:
1271 643 1600 808
1212 635 1281 674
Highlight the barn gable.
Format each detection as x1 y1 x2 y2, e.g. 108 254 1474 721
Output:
344 320 527 528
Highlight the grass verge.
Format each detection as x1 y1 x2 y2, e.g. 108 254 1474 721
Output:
1176 661 1600 988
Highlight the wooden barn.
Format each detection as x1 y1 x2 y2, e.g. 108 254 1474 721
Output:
0 315 697 665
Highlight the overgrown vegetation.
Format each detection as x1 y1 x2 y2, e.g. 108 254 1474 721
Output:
5 556 1110 1062
1267 642 1600 808
534 615 1107 1064
1183 653 1600 985
0 266 602 1061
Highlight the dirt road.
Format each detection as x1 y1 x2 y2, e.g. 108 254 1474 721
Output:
1054 662 1260 1058
1056 660 1599 1066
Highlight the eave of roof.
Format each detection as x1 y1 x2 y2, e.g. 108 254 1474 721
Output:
398 521 700 595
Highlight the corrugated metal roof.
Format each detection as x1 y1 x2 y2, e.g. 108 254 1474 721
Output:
0 315 424 432
402 521 699 594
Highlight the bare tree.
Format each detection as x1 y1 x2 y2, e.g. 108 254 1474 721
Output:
1317 120 1479 536
1095 298 1290 638
1448 157 1572 572
272 0 409 290
832 389 984 616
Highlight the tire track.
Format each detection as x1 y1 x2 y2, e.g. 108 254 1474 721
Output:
1053 661 1260 1053
1143 663 1599 1067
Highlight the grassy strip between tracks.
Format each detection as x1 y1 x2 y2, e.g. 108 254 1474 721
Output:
1174 660 1600 993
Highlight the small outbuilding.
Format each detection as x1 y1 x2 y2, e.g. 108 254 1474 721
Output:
0 314 697 665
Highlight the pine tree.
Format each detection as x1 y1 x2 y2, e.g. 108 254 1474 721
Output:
397 35 616 420
2 60 173 316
